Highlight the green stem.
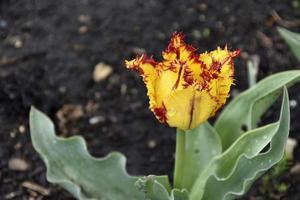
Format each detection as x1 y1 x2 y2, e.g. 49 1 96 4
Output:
173 129 186 189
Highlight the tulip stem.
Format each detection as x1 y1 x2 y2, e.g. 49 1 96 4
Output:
174 129 186 189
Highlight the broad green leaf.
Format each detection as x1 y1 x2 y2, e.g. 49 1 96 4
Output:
179 122 222 191
30 107 169 200
190 88 290 200
136 176 188 200
190 123 278 200
215 70 300 150
278 27 300 62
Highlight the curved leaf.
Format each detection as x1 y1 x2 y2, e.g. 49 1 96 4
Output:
215 70 300 150
278 27 300 62
30 107 164 200
190 88 290 200
180 122 222 191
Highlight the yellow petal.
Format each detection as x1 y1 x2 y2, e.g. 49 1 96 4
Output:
199 47 240 114
125 33 240 130
154 69 178 106
164 87 218 130
125 55 158 108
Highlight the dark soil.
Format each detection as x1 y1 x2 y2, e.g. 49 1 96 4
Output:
0 0 300 199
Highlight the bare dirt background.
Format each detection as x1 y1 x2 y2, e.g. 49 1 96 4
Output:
0 0 300 199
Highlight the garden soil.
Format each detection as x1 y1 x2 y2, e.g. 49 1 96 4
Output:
0 0 300 199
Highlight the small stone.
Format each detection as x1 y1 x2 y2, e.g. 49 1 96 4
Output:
18 125 26 134
191 30 202 39
197 3 207 11
59 86 67 93
22 181 50 196
148 140 157 149
290 99 297 108
89 116 105 125
78 15 91 23
93 62 113 82
79 25 88 34
120 84 127 95
14 39 23 48
0 19 8 28
10 131 17 138
8 158 29 171
290 163 300 174
4 192 20 199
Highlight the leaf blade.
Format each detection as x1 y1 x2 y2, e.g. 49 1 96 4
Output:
190 88 290 200
30 107 146 200
278 27 300 62
181 122 222 191
203 87 290 200
215 70 300 150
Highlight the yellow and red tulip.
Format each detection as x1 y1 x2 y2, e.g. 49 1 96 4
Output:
125 33 240 130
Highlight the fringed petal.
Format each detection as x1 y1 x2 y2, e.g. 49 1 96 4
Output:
125 33 240 130
199 47 240 115
125 54 158 109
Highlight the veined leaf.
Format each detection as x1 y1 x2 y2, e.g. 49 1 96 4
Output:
190 87 290 200
29 107 170 200
215 70 300 150
278 27 300 62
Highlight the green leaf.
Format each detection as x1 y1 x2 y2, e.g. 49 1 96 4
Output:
136 176 171 200
180 122 222 191
190 88 290 200
172 189 189 200
30 107 169 200
136 176 188 200
278 27 300 62
215 70 300 150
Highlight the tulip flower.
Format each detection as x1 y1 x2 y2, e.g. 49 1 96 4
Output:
126 33 240 130
29 29 297 200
